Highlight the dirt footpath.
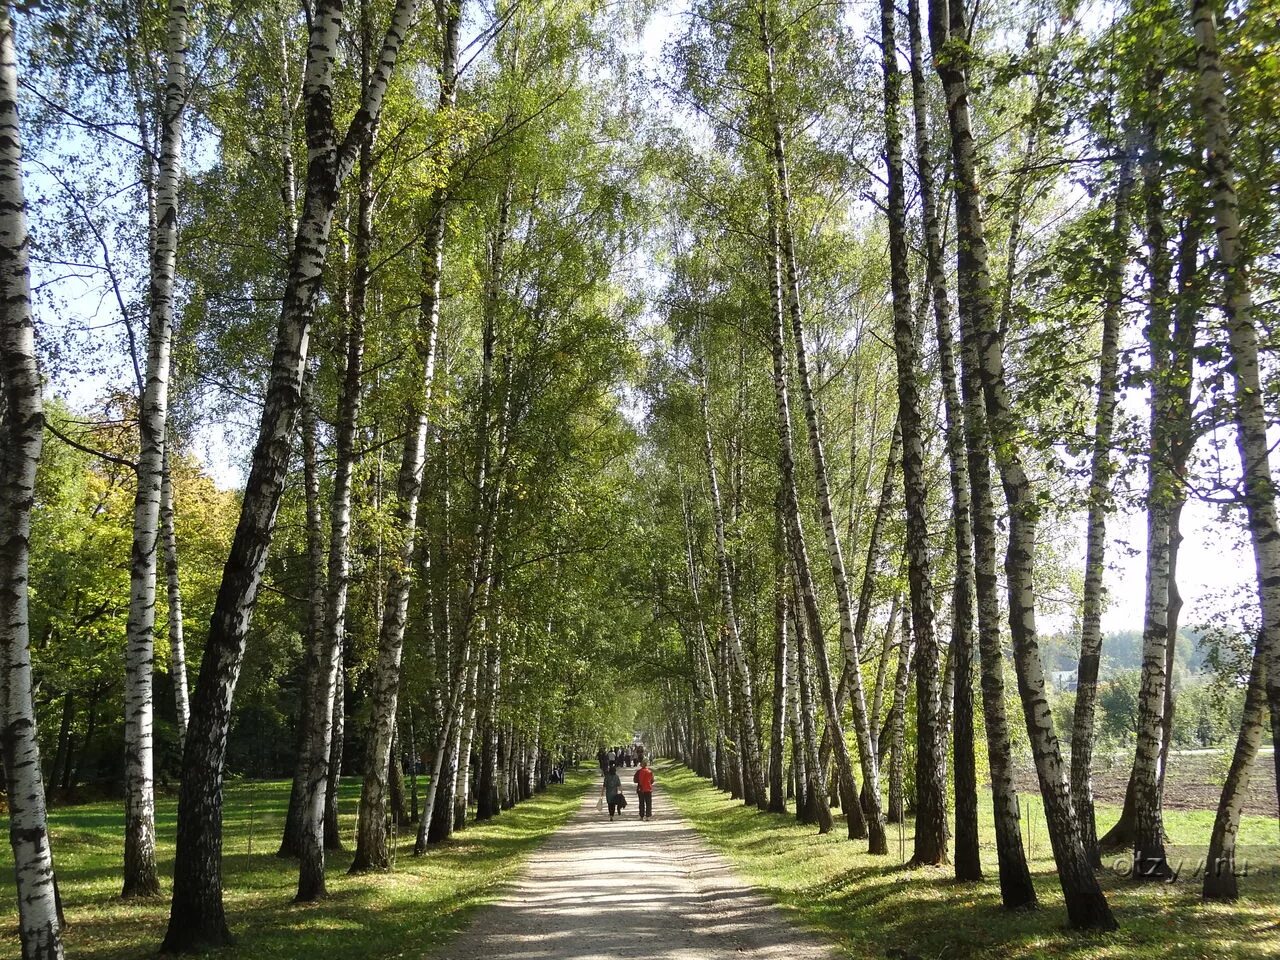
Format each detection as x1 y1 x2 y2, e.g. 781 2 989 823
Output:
428 772 836 960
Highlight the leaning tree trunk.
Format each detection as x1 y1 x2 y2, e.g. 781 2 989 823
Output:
1191 0 1280 814
122 0 187 899
162 0 419 947
928 0 1115 930
879 0 945 865
698 368 767 809
1203 645 1266 901
0 10 65 954
762 191 853 838
759 1 886 854
160 447 190 752
1071 123 1140 868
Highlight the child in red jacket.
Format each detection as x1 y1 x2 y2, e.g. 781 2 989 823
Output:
633 760 655 820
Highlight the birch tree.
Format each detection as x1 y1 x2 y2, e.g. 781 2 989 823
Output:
0 7 65 955
121 0 188 899
163 0 421 945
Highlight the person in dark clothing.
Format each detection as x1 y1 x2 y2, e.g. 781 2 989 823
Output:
597 748 608 773
602 763 624 819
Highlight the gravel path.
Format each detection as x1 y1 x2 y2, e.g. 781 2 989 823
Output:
430 771 836 960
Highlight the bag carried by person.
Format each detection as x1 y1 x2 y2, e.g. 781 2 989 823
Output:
596 795 605 813
617 792 628 809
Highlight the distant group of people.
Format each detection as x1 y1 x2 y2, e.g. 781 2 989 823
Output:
597 744 643 771
598 742 653 821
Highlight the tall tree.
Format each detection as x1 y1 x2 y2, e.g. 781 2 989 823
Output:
1190 0 1280 815
121 0 189 899
759 0 886 854
1072 122 1140 867
162 0 421 946
927 0 1114 928
878 0 946 866
0 6 65 955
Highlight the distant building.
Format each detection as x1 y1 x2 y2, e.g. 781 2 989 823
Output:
1050 669 1078 692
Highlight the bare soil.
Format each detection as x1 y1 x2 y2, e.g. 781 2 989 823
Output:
1013 748 1278 816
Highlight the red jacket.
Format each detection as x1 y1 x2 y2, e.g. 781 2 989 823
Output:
634 767 655 792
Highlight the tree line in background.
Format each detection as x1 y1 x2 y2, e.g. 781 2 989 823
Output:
0 0 1278 958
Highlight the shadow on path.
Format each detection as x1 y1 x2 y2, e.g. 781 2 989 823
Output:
427 773 835 960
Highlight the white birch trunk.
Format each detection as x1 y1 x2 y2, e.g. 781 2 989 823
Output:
759 5 885 851
1191 0 1280 813
164 0 420 946
698 367 767 809
0 9 64 955
161 447 189 750
1072 125 1140 866
123 0 188 899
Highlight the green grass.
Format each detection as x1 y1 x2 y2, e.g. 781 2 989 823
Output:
2 771 592 959
659 762 1280 960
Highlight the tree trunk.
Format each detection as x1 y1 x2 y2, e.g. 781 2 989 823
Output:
1132 87 1175 880
0 9 65 951
759 0 886 854
878 0 945 865
1203 645 1266 901
163 0 419 945
324 659 345 851
697 364 767 809
122 0 188 900
905 0 977 879
1191 0 1280 819
768 517 789 814
789 567 833 833
1072 123 1140 868
888 613 913 824
927 0 1115 929
161 447 189 753
281 365 328 865
927 0 1035 915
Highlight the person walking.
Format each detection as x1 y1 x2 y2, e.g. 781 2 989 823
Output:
602 763 624 820
633 759 654 820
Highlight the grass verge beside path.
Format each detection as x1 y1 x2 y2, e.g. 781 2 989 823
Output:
659 762 1280 960
2 770 592 960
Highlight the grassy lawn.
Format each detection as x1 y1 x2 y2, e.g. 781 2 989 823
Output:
2 770 592 959
659 762 1280 960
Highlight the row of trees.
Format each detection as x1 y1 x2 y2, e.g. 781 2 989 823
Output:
2 0 651 956
632 0 1277 937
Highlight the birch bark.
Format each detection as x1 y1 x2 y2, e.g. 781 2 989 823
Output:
0 8 65 954
927 0 1115 928
122 0 188 899
1191 0 1280 815
164 0 420 945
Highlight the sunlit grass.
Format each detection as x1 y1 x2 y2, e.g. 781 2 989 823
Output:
2 770 592 959
659 762 1280 960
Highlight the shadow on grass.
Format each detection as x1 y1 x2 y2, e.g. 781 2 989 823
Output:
658 761 1280 960
4 771 594 960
